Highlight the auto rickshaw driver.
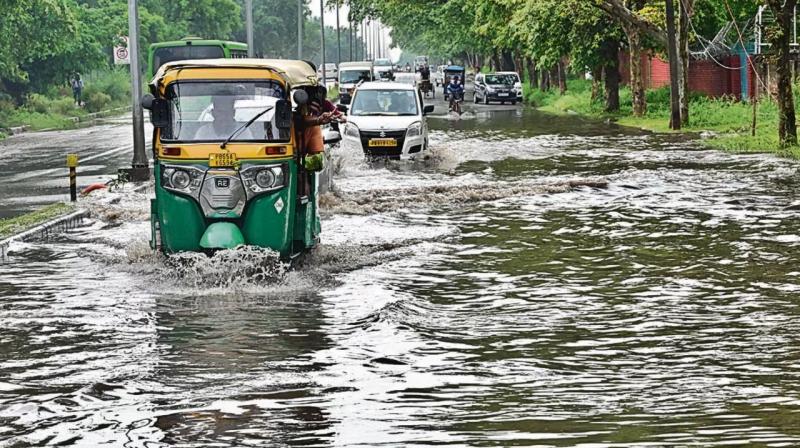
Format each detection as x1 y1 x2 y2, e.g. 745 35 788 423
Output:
194 95 257 141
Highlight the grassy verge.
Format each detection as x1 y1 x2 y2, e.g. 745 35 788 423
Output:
0 203 76 240
0 69 131 136
524 79 799 157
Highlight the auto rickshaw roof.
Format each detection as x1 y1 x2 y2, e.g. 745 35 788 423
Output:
151 59 319 88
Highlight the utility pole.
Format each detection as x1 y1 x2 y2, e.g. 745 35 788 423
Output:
320 0 326 86
127 0 148 181
297 0 303 59
665 0 681 129
246 0 254 57
336 2 341 64
349 21 354 61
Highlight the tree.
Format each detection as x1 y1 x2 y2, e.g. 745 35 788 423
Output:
765 0 798 146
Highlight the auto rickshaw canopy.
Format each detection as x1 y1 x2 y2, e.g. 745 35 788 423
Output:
150 58 320 92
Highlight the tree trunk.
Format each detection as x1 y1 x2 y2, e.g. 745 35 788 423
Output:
558 58 567 94
528 58 538 88
500 51 516 71
513 52 523 74
591 65 603 101
540 69 550 91
767 0 798 146
625 25 647 117
601 37 621 112
678 0 692 125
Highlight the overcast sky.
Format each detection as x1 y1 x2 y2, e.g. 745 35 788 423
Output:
307 1 402 61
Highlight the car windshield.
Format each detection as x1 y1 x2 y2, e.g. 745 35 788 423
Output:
351 89 418 116
340 69 371 84
486 74 516 85
162 81 288 143
374 59 392 66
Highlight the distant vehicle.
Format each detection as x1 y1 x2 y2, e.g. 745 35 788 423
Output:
374 58 392 67
338 61 374 104
318 62 338 81
147 37 248 80
442 65 465 100
341 81 434 160
374 65 394 81
434 65 447 86
474 73 518 105
414 55 429 71
496 71 523 101
394 72 419 86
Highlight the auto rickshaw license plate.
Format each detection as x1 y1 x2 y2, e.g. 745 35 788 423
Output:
209 153 238 167
369 138 397 147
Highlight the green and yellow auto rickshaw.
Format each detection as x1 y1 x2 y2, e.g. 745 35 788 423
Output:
142 59 338 259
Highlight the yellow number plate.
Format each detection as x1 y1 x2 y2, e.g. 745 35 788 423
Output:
209 153 238 167
368 138 397 147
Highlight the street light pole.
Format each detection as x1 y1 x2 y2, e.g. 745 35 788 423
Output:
320 0 326 86
246 0 254 57
349 21 353 61
127 0 148 181
297 0 303 58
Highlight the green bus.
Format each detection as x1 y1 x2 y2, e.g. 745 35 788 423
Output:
147 37 249 79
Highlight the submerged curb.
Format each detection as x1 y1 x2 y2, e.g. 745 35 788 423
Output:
0 209 91 259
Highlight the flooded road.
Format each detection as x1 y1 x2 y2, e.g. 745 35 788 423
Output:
0 115 150 219
3 106 800 447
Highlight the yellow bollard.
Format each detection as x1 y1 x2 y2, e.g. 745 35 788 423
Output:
66 154 78 202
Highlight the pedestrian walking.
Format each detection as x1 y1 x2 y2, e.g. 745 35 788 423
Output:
71 73 84 107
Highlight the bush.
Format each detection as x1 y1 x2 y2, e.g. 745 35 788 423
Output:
26 93 52 114
83 91 112 112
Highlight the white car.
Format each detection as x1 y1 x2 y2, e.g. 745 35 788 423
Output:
496 71 523 101
341 81 434 160
338 61 374 104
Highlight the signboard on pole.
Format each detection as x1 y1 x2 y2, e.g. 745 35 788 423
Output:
114 36 130 65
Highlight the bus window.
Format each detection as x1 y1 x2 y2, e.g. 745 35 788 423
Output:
152 45 225 74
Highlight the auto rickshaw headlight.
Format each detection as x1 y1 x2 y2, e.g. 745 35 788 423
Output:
161 164 204 197
171 170 192 190
240 164 286 196
255 169 276 188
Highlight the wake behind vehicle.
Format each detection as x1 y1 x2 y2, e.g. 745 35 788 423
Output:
142 59 339 259
340 82 434 160
474 73 518 105
338 61 374 104
146 37 248 80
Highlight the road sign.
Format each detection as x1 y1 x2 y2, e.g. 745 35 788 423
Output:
114 36 130 65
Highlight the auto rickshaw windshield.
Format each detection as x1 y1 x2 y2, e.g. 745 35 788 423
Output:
161 80 288 143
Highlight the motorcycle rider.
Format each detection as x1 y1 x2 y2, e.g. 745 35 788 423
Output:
446 76 465 113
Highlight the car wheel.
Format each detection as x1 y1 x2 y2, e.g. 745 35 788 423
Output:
511 100 517 105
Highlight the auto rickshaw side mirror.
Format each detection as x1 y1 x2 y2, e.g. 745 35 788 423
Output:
336 104 348 114
423 105 434 115
275 99 291 129
142 94 169 128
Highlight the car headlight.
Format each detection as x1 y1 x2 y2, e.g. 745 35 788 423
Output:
161 164 205 198
486 86 496 92
240 164 286 196
344 123 360 138
406 121 422 137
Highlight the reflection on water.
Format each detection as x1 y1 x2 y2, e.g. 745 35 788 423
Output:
2 109 800 446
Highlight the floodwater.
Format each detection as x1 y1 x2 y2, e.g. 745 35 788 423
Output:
3 107 800 447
